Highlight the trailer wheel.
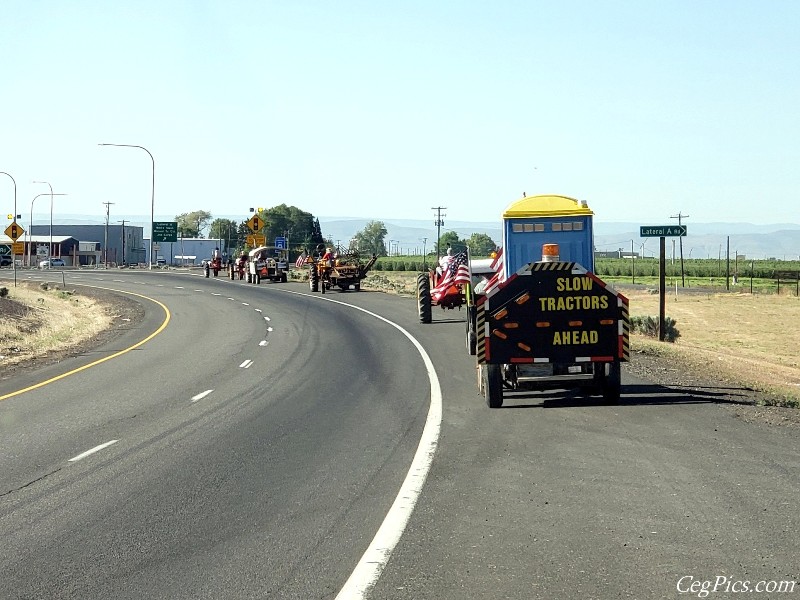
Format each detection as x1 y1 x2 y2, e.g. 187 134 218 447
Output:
465 311 477 356
602 361 621 404
484 364 503 408
417 274 432 323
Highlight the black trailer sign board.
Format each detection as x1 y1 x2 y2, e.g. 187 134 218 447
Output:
479 263 626 365
152 221 178 243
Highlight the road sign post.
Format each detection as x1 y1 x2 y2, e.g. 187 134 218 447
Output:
640 225 688 341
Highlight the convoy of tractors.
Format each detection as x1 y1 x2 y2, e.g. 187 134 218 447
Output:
199 195 629 409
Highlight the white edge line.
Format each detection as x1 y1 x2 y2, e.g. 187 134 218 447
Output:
191 389 214 403
239 359 253 368
68 440 119 462
277 290 442 600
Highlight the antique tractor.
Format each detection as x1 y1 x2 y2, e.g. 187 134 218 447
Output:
308 244 377 293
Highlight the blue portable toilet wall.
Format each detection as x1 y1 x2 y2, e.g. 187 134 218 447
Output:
501 195 595 276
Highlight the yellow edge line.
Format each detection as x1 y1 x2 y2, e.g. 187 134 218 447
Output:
0 285 171 402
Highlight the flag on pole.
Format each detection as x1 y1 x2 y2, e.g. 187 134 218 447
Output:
431 251 471 302
295 251 307 267
483 248 506 294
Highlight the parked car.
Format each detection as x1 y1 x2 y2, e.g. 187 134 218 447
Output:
0 257 12 267
39 258 66 269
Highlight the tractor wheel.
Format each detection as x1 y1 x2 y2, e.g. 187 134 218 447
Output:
354 283 360 291
281 273 287 283
484 364 504 409
310 269 319 292
417 273 432 323
204 266 210 278
255 273 261 284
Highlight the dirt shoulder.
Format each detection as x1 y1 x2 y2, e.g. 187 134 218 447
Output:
0 282 144 383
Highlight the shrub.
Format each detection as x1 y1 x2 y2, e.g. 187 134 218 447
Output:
0 287 8 298
630 315 681 342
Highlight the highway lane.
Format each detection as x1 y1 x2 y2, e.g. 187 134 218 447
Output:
0 270 433 599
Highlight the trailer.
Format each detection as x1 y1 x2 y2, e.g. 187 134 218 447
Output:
468 195 629 408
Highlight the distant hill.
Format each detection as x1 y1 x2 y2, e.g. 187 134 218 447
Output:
28 214 800 260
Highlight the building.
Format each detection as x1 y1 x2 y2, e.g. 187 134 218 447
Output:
30 224 144 265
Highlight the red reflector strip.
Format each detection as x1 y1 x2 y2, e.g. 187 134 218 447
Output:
492 329 508 339
504 322 519 329
511 357 534 363
494 308 508 319
515 292 530 305
568 320 583 327
599 319 614 325
517 342 531 352
536 321 550 328
591 355 614 362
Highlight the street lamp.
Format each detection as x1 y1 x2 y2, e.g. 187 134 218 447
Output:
29 192 67 266
99 143 155 269
32 180 56 259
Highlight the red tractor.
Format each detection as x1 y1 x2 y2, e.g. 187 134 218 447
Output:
229 252 247 280
204 249 224 277
417 250 496 324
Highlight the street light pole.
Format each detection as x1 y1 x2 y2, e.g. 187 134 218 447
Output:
99 143 155 270
32 180 55 259
29 192 66 266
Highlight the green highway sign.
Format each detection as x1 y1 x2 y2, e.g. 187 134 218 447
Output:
640 225 687 237
152 221 178 242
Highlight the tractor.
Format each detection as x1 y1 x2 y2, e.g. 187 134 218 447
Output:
204 249 225 277
246 246 289 284
417 250 496 324
308 244 377 293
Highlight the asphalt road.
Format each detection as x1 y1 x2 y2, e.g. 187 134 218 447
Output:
1 269 798 600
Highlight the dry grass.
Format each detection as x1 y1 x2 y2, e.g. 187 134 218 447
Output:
0 283 113 367
624 289 800 405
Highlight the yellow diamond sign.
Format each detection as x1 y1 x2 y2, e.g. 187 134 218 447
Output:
247 215 263 232
4 221 24 241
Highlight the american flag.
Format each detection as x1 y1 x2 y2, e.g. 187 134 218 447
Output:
482 248 506 294
295 251 307 267
431 251 471 301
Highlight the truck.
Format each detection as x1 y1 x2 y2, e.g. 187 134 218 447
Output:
246 246 289 284
467 194 630 408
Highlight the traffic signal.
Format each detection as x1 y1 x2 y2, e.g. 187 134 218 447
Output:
11 224 17 238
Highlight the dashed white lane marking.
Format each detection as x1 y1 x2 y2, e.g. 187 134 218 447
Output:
263 316 270 321
175 286 184 289
191 389 214 403
254 309 262 313
242 302 249 306
212 293 221 296
239 360 253 369
194 289 202 292
267 326 273 332
259 340 268 346
68 440 119 463
113 279 124 282
227 297 235 301
157 284 164 287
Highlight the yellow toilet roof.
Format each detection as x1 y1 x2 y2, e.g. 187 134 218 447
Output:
503 194 594 219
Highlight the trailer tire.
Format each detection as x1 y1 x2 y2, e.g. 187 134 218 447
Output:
602 361 621 404
417 274 432 323
484 364 503 408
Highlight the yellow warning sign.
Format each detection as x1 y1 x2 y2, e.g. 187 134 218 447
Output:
247 215 263 232
4 221 24 241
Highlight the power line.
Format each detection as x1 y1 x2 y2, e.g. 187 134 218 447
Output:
670 211 690 286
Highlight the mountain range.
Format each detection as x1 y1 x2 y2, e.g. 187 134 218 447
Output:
25 214 800 261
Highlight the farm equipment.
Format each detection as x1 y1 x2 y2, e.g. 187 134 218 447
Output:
417 250 496 324
467 195 630 408
204 249 224 277
308 245 377 293
229 252 247 280
246 246 289 284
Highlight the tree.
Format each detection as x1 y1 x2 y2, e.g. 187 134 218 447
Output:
176 210 212 238
209 218 239 252
353 220 388 256
438 230 463 255
251 204 324 258
466 233 497 256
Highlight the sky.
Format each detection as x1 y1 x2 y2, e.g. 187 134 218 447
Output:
2 0 800 231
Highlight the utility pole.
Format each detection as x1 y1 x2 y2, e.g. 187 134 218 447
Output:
432 206 446 257
102 201 114 268
670 211 689 287
118 219 127 266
